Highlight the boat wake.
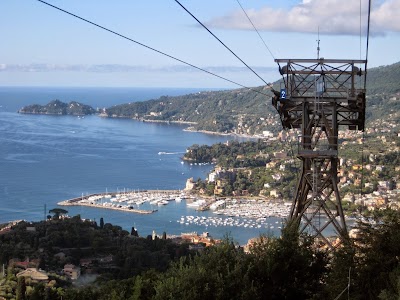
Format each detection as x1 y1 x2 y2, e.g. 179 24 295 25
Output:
158 151 184 155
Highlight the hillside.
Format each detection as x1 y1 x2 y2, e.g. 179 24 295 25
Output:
366 61 400 95
18 99 96 116
105 61 400 135
106 85 280 135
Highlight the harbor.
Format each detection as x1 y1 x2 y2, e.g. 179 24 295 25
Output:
57 190 293 226
57 190 185 214
56 190 351 244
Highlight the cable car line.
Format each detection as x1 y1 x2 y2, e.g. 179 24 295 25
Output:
236 0 276 61
364 0 371 90
360 0 372 197
36 0 271 97
174 0 269 86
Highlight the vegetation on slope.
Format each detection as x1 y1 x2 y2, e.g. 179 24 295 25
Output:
105 86 280 135
366 61 400 95
18 100 96 115
1 210 400 299
105 61 400 135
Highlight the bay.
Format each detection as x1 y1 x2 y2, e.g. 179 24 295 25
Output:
0 87 281 245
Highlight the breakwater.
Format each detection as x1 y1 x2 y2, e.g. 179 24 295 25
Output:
57 190 183 215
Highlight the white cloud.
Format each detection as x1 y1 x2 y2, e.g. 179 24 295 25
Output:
372 0 400 32
206 0 400 36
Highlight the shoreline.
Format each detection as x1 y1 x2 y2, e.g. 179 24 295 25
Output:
183 127 262 139
59 201 155 214
57 190 182 215
16 111 262 139
100 114 261 139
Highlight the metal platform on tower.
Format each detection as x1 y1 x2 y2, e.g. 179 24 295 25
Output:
272 58 367 248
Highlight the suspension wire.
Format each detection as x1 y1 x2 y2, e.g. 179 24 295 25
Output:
364 0 371 90
360 0 372 197
360 0 362 62
36 0 271 97
287 128 300 197
332 267 351 300
235 0 286 147
234 0 295 194
359 0 363 197
236 0 276 61
359 0 362 88
360 133 366 196
174 0 270 86
348 267 351 300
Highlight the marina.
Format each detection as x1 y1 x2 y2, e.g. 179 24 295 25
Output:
177 215 283 230
58 190 185 214
58 190 345 238
58 190 293 230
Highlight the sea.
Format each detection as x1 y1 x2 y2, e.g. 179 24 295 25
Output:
0 86 282 245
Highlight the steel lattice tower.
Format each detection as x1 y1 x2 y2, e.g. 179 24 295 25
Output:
272 58 367 248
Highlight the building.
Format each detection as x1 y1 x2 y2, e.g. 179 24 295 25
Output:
17 268 48 282
270 189 280 198
185 177 196 190
63 264 81 280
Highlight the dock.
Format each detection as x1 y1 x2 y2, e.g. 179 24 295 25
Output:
57 190 183 215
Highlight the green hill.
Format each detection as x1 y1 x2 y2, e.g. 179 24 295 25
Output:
105 61 400 135
106 86 279 135
19 100 96 116
366 61 400 95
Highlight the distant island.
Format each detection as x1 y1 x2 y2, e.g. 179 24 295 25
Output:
18 99 96 116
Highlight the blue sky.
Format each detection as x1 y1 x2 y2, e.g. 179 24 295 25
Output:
0 0 399 88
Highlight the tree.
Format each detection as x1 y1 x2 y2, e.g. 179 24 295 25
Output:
131 227 138 237
16 276 26 300
100 217 104 229
153 237 253 300
248 222 328 299
326 209 400 299
48 208 68 219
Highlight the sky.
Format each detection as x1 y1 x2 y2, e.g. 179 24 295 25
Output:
0 0 399 89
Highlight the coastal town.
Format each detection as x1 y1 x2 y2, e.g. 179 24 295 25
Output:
57 98 400 230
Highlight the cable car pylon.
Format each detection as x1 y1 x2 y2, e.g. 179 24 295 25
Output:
272 58 367 248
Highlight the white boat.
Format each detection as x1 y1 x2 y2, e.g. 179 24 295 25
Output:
187 199 206 207
150 199 161 205
210 200 225 210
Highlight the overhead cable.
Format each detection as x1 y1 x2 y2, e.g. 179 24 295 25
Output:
36 0 271 97
364 0 371 90
236 0 276 61
174 0 269 86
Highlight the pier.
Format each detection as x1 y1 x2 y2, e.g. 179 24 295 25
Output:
57 190 183 215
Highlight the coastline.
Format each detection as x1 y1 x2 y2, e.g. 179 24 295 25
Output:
17 109 262 139
57 190 183 215
59 201 155 214
183 127 262 139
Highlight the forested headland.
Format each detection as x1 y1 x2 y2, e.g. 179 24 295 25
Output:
104 61 400 136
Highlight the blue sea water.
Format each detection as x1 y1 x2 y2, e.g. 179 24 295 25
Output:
0 87 281 245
